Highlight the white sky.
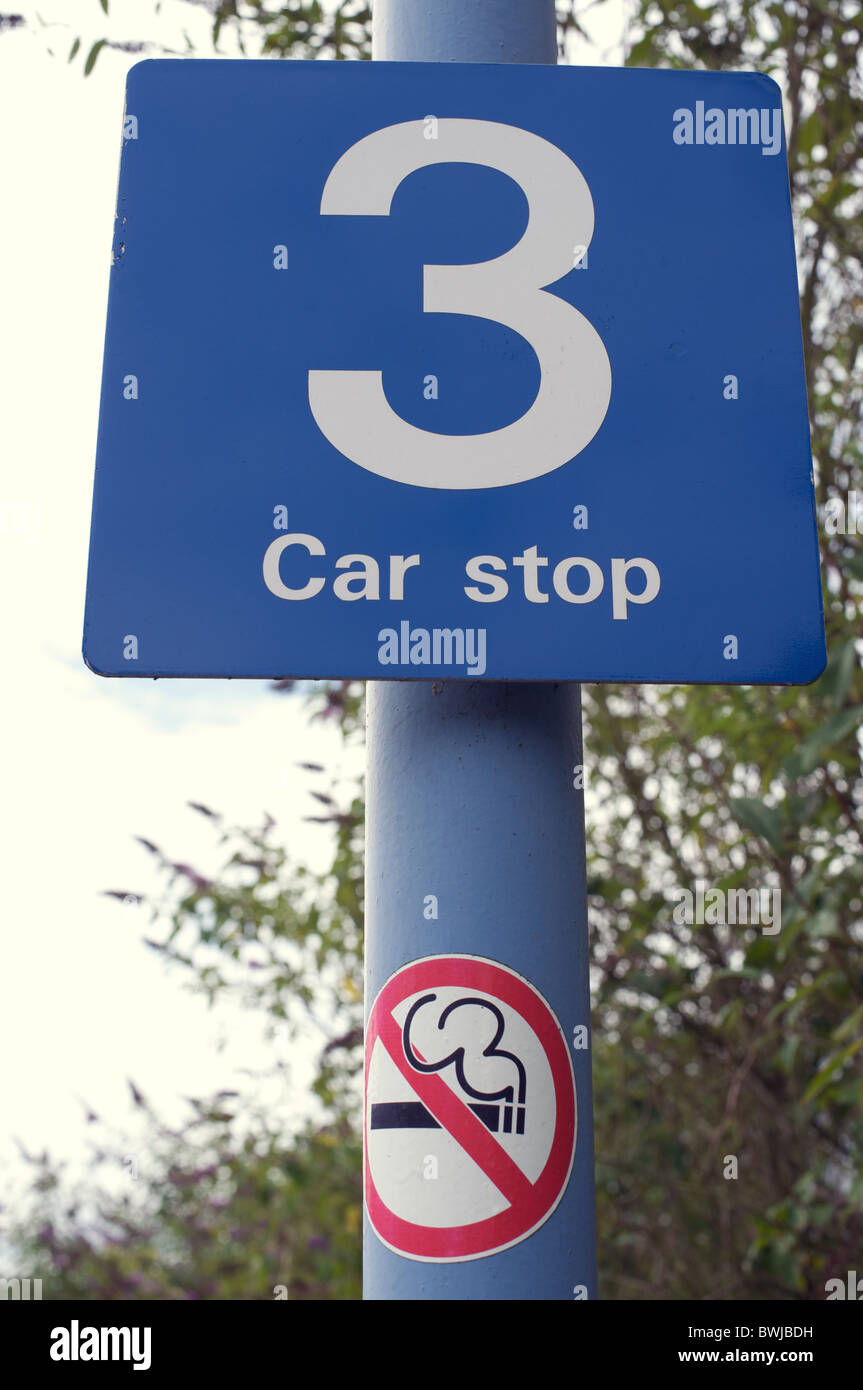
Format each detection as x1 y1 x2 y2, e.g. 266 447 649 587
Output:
0 0 369 1194
0 0 626 1199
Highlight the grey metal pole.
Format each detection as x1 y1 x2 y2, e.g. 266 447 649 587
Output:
364 0 597 1301
372 0 557 63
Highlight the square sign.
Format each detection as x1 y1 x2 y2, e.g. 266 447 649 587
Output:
83 60 825 684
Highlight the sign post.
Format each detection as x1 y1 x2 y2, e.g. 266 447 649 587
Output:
83 0 825 1304
363 0 596 1302
365 681 594 1297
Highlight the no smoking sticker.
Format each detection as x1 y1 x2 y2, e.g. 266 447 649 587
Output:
365 954 576 1262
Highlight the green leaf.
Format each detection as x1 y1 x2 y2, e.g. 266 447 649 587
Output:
783 705 863 777
68 37 81 62
744 933 778 967
804 908 839 939
822 178 858 212
802 1036 863 1106
99 0 109 13
833 1005 863 1044
815 638 858 709
729 797 783 851
626 32 658 67
778 1035 800 1073
797 110 823 155
84 38 107 76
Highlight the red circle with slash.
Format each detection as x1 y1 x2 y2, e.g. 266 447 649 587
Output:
364 954 576 1262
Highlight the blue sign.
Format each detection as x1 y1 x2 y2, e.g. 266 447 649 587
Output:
83 60 825 683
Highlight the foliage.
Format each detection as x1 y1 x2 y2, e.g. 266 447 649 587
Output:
133 792 364 1046
3 0 861 1300
5 770 365 1301
584 0 863 1299
3 1 600 73
11 1095 362 1300
207 0 372 59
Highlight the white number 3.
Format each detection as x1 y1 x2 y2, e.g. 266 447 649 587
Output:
308 118 612 490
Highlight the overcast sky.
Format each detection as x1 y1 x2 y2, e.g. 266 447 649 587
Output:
0 0 626 1202
0 0 371 1197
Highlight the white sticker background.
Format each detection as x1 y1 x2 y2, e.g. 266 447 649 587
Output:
366 985 558 1228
